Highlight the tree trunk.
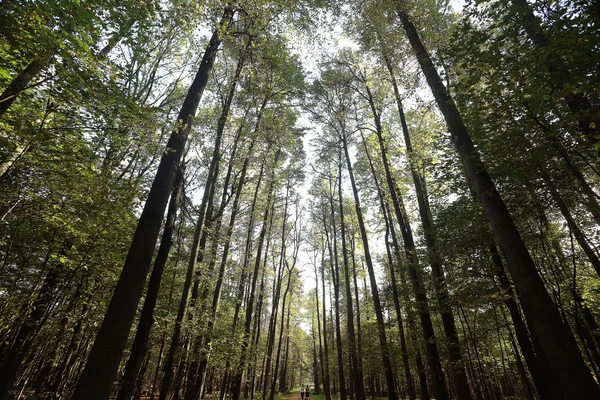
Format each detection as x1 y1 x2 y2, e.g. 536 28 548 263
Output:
279 305 292 393
350 237 365 400
182 39 250 400
367 96 447 398
543 174 600 277
340 133 397 400
0 242 68 399
231 149 281 400
397 9 600 398
324 171 347 400
319 233 332 400
337 155 365 400
269 259 296 400
189 134 256 400
359 131 416 400
0 59 47 119
263 182 291 400
72 9 233 400
0 142 30 182
115 165 185 400
376 46 472 399
489 246 554 400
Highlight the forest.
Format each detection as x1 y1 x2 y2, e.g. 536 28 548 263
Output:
0 0 599 399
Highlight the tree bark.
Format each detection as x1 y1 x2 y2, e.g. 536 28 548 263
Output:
324 169 347 400
115 165 185 400
359 131 416 400
71 9 233 400
376 45 472 399
337 155 365 400
340 133 398 400
396 9 600 398
231 149 281 400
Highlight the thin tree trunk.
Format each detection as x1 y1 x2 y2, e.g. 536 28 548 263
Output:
231 149 281 400
337 155 365 400
270 259 296 400
320 231 332 400
367 102 447 398
183 40 250 400
279 305 292 393
544 175 600 277
190 135 256 400
340 134 397 400
0 243 68 399
359 131 416 400
324 172 347 400
350 237 365 400
263 181 291 400
376 46 471 399
489 246 553 400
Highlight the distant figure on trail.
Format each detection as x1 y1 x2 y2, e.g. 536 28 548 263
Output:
300 385 305 400
305 385 310 399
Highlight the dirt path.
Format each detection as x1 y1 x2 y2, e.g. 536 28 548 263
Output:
279 392 301 400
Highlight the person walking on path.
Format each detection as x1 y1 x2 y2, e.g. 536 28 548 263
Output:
300 385 305 400
305 385 310 399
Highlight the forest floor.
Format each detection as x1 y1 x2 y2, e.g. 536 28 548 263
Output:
279 392 302 400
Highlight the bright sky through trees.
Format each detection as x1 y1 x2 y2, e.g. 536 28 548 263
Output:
1 1 599 399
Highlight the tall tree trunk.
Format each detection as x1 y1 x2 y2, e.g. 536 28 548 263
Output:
231 149 281 400
350 237 365 400
72 10 233 400
263 182 291 400
337 156 365 400
376 46 472 399
313 319 320 393
366 99 447 398
279 305 292 393
222 156 267 400
270 259 296 400
340 134 398 400
324 172 347 400
251 265 268 400
188 134 256 400
314 258 326 396
319 231 333 400
397 9 600 398
390 217 430 400
182 39 250 400
489 246 553 400
115 166 185 400
359 131 415 400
